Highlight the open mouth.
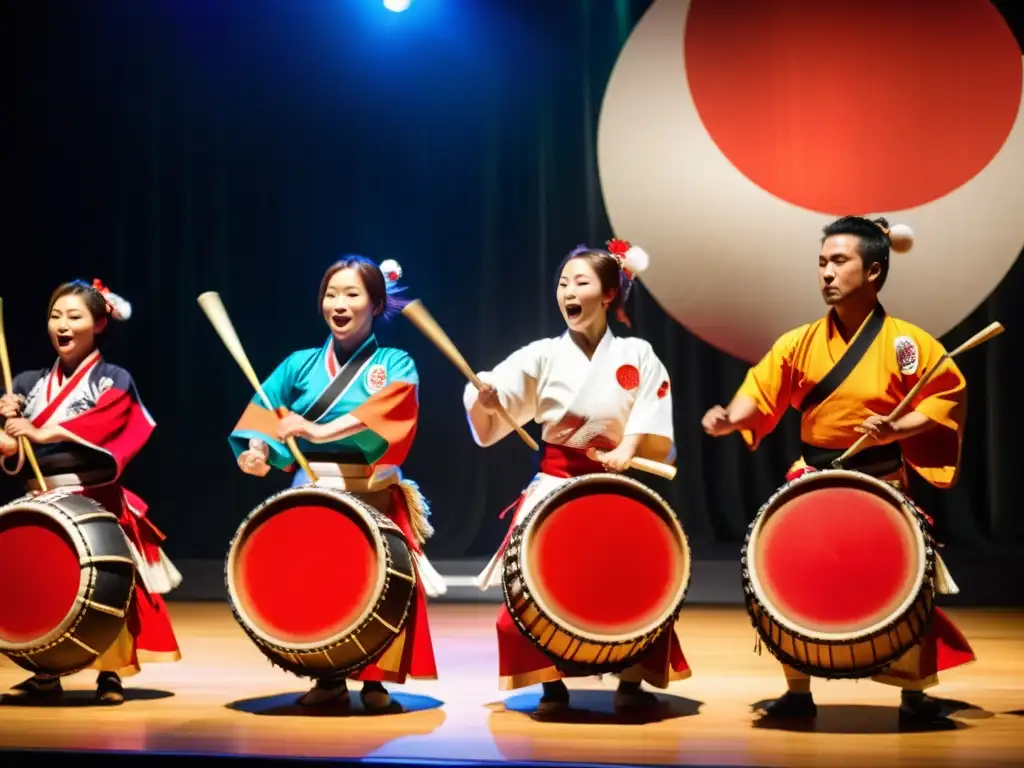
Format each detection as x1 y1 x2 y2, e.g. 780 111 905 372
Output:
57 334 73 348
565 303 583 319
332 315 351 329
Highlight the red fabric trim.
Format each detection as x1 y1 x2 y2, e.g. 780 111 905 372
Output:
61 388 154 481
32 353 101 427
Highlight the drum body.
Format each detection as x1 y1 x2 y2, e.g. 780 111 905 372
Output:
225 485 416 679
742 469 935 678
502 473 691 675
0 488 136 675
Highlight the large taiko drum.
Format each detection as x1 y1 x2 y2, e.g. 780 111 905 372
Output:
225 486 417 679
0 488 136 675
502 473 691 674
742 469 936 678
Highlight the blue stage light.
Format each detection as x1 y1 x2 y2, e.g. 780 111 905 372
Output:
383 0 412 12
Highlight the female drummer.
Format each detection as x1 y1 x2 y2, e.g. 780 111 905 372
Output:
229 256 442 714
1 279 182 704
463 240 691 714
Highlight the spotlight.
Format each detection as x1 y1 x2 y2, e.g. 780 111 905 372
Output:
383 0 411 12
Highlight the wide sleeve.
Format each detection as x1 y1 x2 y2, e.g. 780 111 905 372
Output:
349 351 419 466
734 327 801 450
58 369 156 481
900 332 966 489
463 340 544 447
624 343 675 463
228 352 302 471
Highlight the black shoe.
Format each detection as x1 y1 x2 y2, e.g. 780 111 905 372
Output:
360 681 397 713
298 676 349 706
10 674 63 699
537 680 569 714
95 672 124 704
899 691 945 723
761 691 817 718
614 680 659 710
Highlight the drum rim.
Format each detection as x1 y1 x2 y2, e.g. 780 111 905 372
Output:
744 469 928 642
516 472 691 644
0 492 104 652
225 485 390 652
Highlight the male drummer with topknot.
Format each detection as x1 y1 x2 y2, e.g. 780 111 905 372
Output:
702 215 975 724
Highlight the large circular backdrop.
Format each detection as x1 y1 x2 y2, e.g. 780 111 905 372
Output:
597 0 1024 363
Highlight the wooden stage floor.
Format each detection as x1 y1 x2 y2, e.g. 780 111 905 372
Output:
1 603 1021 767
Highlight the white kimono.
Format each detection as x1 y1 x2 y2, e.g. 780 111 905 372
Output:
464 328 675 589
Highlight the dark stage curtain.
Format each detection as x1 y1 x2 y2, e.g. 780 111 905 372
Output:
8 0 1022 560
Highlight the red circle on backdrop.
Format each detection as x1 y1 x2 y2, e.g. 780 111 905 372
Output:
616 364 640 390
684 0 1022 214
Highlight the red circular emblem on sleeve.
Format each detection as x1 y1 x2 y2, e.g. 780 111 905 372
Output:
657 380 670 399
616 364 640 391
366 364 388 392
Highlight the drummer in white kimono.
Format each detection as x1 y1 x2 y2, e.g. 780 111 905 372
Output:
464 240 692 714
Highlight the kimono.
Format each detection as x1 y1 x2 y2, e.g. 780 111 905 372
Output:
464 328 691 691
1 349 182 677
229 334 440 684
734 303 976 689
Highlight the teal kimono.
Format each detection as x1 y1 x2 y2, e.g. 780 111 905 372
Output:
229 334 419 482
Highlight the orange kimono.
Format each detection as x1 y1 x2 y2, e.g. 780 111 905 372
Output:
735 304 975 689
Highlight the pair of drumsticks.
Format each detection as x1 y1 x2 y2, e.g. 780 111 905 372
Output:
197 293 680 480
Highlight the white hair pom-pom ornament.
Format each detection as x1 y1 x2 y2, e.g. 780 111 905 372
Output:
379 259 403 289
92 279 132 321
623 245 650 276
888 223 914 254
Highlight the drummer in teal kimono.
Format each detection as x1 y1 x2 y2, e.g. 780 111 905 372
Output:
228 256 442 714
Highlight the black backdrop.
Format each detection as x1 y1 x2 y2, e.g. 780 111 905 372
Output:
9 0 1023 560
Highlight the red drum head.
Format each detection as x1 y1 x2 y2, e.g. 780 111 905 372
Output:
0 507 82 646
752 473 923 636
229 490 382 646
522 476 689 640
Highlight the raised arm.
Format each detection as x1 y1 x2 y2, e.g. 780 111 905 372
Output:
703 328 801 450
463 340 545 447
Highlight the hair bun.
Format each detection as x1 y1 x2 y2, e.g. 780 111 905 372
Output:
888 223 914 254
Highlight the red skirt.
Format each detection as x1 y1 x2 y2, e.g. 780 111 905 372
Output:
348 485 437 683
80 485 182 677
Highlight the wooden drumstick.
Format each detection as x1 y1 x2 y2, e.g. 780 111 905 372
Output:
197 292 318 483
833 321 1004 468
0 297 48 492
629 456 677 481
401 299 540 452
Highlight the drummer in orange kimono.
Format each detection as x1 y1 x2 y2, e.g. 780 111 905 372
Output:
702 216 975 724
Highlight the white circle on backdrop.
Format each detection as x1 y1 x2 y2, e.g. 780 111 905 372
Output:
597 0 1024 363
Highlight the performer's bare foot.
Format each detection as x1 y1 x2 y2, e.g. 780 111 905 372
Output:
9 674 62 699
898 690 946 724
360 681 398 714
614 680 659 710
536 680 569 715
760 691 817 718
95 672 124 704
297 676 349 707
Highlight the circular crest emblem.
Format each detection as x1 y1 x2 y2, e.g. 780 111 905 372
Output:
366 364 388 392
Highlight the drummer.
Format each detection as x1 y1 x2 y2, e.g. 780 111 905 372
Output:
1 279 182 704
464 240 692 714
229 256 443 714
701 216 975 723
